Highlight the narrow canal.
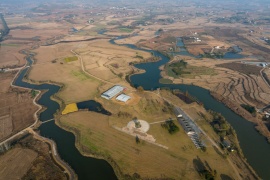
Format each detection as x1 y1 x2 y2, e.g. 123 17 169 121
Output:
14 57 118 180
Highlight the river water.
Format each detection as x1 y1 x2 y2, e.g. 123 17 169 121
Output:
128 44 270 179
13 38 270 179
14 57 117 180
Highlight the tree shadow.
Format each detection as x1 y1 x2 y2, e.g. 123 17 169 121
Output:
193 156 206 172
204 160 212 172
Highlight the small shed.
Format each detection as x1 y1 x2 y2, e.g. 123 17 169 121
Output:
116 94 131 102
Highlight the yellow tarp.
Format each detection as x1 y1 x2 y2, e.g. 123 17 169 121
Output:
62 103 78 115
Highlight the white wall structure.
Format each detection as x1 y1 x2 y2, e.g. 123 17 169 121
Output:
101 85 124 100
116 94 131 102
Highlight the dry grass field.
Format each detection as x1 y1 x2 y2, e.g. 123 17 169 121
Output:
28 39 151 104
0 147 37 179
28 43 100 103
30 62 101 103
0 42 28 68
60 110 238 179
0 72 38 141
76 40 151 82
115 29 156 45
57 88 246 179
0 15 71 68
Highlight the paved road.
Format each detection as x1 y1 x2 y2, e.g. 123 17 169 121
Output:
149 119 176 125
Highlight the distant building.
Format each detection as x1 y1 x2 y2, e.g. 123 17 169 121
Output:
88 19 94 24
101 85 124 100
116 94 131 102
260 63 268 67
71 27 78 33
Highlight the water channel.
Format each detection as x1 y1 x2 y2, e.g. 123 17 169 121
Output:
127 43 270 179
13 37 270 179
14 57 118 180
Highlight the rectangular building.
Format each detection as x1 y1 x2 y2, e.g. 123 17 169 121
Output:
101 85 124 100
116 94 131 102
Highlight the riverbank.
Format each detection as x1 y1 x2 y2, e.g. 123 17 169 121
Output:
10 59 77 179
57 108 241 179
55 117 124 179
160 58 270 142
28 128 77 179
211 92 270 142
0 71 76 180
13 50 118 179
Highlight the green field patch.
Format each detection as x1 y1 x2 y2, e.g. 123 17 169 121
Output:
75 30 98 36
91 24 106 32
64 56 78 63
159 78 173 84
81 136 99 153
0 43 20 47
118 27 133 33
71 70 90 81
107 20 120 25
167 60 217 79
165 64 178 78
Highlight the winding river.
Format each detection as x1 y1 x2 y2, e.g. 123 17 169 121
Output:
127 45 270 180
13 38 270 179
14 57 117 180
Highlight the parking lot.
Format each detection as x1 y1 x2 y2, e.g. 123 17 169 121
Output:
174 107 204 149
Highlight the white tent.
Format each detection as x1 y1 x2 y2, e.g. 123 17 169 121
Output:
116 94 131 102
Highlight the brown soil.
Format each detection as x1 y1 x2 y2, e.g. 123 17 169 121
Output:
0 72 38 141
205 28 270 59
0 147 37 179
0 134 67 180
216 62 262 76
19 135 67 180
138 33 175 52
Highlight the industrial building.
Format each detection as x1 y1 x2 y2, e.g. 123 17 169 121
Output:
116 94 131 102
101 85 124 100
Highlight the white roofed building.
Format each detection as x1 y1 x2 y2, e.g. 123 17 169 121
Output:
116 94 131 102
101 85 124 100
